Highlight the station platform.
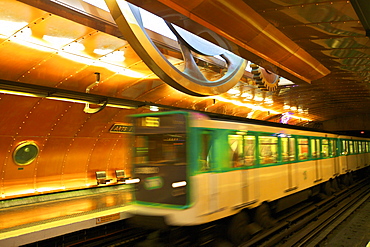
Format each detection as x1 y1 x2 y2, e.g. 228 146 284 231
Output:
0 185 132 247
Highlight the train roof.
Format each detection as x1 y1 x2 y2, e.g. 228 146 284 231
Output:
132 110 369 139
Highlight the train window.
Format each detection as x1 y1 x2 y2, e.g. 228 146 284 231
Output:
298 138 309 160
311 139 320 158
321 139 329 158
228 134 244 167
349 141 354 154
341 140 348 155
244 135 256 166
353 141 358 154
281 137 295 162
135 136 148 164
259 136 278 165
330 139 337 157
199 131 212 171
134 134 186 164
359 142 363 153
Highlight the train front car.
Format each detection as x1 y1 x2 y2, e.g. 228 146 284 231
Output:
130 111 193 226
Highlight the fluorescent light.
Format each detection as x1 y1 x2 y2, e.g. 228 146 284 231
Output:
172 181 187 188
106 103 137 109
46 97 89 104
0 89 45 97
150 106 159 111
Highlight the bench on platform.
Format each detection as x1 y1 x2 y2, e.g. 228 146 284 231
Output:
95 171 112 185
115 169 129 183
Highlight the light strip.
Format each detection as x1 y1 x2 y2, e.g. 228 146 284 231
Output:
106 103 137 109
46 96 89 104
211 96 312 122
0 89 46 98
212 96 280 114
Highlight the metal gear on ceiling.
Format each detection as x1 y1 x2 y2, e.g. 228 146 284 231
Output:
105 0 247 97
251 63 280 91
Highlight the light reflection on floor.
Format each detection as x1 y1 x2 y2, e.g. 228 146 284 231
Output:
0 189 132 231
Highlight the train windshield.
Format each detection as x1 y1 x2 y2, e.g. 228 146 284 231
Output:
133 113 188 165
135 134 186 164
132 113 188 206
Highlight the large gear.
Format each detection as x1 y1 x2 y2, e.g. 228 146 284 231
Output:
251 62 280 91
105 0 246 97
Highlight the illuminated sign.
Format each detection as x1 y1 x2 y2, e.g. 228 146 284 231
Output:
109 123 133 133
96 213 120 224
135 167 159 174
143 117 160 127
144 176 163 190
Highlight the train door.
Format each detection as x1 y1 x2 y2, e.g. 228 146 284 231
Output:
339 139 349 173
282 137 297 191
311 138 322 181
331 139 340 175
199 130 218 214
243 135 259 204
356 141 362 169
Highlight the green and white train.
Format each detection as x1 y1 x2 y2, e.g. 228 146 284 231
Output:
129 111 370 227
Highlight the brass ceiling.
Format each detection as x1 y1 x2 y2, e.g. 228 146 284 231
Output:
126 0 370 125
2 0 370 129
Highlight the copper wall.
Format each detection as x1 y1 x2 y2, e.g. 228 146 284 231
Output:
0 94 137 199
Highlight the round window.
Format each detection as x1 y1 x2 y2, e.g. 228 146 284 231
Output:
13 141 39 165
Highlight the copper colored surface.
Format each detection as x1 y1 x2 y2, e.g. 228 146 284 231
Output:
0 0 369 203
0 188 131 230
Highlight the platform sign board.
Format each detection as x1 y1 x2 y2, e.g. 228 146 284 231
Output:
96 213 120 224
109 123 133 133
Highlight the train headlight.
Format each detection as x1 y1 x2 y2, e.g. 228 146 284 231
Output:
172 181 187 188
125 178 140 184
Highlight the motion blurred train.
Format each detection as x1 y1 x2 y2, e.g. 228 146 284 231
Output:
128 111 370 231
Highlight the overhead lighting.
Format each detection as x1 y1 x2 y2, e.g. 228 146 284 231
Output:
46 96 89 104
227 88 240 95
0 89 45 98
150 106 159 111
0 80 142 111
106 103 137 109
212 96 280 115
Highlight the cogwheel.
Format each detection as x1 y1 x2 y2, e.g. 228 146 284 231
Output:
251 63 280 91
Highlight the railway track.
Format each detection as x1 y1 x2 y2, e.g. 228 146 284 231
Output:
240 178 370 247
22 176 369 247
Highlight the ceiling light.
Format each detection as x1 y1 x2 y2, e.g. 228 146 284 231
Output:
0 89 46 98
150 106 159 111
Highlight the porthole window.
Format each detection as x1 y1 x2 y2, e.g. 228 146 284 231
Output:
13 141 39 165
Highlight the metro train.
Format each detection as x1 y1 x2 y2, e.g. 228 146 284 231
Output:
128 111 370 237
